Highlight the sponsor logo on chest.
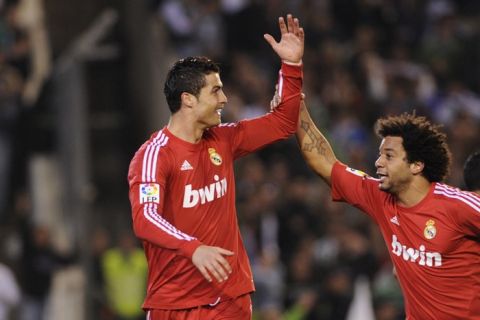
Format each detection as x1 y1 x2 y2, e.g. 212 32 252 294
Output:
391 234 442 267
183 175 227 208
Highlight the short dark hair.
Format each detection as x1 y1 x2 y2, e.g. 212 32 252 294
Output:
375 112 451 183
463 151 480 191
163 56 220 114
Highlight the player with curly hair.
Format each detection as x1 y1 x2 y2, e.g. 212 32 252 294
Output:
294 101 480 319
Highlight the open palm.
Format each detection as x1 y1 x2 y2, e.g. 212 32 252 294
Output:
264 14 305 64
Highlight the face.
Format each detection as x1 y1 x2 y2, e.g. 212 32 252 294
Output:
375 136 415 194
192 73 227 128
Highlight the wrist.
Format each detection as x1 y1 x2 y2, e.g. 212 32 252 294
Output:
178 239 203 259
282 59 303 66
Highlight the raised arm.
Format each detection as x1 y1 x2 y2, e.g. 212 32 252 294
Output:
296 100 337 185
224 14 304 158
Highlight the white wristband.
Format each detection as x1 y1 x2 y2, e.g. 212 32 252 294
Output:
282 60 303 66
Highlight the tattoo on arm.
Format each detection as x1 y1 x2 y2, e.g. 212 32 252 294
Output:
300 120 330 157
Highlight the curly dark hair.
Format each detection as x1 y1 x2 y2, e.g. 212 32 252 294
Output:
463 151 480 191
163 56 220 114
374 112 451 183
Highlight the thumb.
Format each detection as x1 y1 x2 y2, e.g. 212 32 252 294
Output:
263 34 277 48
216 247 234 256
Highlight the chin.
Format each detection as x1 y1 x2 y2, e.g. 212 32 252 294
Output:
378 183 391 193
205 119 221 128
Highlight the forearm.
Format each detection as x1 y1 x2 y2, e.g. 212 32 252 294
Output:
296 101 336 185
132 205 202 259
232 63 302 158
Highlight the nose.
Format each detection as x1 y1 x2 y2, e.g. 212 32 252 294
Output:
220 90 228 104
375 156 383 168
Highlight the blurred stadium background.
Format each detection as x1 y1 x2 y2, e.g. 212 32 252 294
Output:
0 0 479 319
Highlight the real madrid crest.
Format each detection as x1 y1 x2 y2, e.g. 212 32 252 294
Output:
208 147 222 166
423 219 437 240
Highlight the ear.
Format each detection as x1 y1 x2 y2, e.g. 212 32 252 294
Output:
410 161 424 175
180 92 196 108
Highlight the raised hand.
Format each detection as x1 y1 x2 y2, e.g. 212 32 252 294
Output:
192 245 234 283
264 14 305 64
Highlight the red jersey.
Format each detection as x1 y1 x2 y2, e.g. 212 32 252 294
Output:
331 162 480 319
128 63 302 310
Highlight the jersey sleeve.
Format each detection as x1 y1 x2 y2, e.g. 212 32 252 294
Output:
128 138 202 259
218 62 303 159
331 161 384 221
458 199 480 238
443 188 480 238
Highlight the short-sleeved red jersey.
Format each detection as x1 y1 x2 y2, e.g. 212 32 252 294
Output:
331 161 480 319
128 63 302 310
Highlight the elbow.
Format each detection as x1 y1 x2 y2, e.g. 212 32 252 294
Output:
132 222 143 240
132 210 147 241
306 159 335 184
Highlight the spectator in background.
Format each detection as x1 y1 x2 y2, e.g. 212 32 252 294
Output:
16 196 74 320
19 220 73 320
0 260 21 320
101 231 147 320
0 59 22 221
90 227 111 320
463 151 480 194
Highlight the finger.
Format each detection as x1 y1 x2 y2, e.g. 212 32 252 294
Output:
212 260 229 280
278 16 287 35
263 34 278 48
298 27 305 43
286 14 294 33
301 93 306 100
217 256 232 274
216 248 234 256
208 264 225 282
293 18 300 36
199 265 212 282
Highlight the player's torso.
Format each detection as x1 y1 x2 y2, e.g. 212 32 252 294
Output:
376 194 480 319
163 136 237 245
381 202 461 265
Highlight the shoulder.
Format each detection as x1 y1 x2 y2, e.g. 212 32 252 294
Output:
432 183 480 214
128 130 173 178
204 123 240 141
333 162 380 185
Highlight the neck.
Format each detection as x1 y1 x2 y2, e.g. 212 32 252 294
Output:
167 113 205 144
395 177 431 207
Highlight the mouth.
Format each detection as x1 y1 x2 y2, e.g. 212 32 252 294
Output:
216 109 223 116
377 173 387 183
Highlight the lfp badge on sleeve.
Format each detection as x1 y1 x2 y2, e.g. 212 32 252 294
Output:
140 183 160 204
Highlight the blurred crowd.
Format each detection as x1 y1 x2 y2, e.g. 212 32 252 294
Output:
1 0 479 319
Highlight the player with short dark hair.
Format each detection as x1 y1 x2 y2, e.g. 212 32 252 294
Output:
128 14 305 320
463 151 480 194
294 101 480 319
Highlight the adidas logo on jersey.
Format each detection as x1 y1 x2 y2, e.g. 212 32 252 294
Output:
181 160 193 171
183 175 227 208
391 235 442 267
